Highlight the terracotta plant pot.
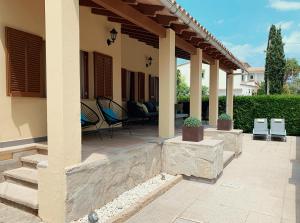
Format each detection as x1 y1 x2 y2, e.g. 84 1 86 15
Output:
217 120 233 131
182 126 204 142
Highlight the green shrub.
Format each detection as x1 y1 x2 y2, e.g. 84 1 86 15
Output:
183 117 201 128
218 113 232 120
233 95 300 136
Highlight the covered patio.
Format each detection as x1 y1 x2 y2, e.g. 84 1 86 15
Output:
0 0 249 222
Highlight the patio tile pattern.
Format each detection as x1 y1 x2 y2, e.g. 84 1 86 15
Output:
126 134 300 223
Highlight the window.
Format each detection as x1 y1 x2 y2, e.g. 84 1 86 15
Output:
241 75 245 81
6 27 45 97
94 52 113 98
138 72 145 102
149 75 159 102
250 75 254 80
80 51 89 99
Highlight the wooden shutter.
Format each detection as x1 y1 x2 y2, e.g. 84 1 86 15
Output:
80 51 89 99
6 27 44 97
138 72 145 102
149 75 159 102
94 52 113 98
121 68 127 101
129 72 135 101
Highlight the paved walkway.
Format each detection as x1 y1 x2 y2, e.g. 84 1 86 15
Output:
126 134 300 223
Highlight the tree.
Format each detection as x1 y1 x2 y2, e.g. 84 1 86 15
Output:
176 69 190 101
264 25 286 94
285 58 300 82
257 82 266 95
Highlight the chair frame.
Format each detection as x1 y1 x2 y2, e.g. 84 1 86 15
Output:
81 102 102 138
96 96 131 137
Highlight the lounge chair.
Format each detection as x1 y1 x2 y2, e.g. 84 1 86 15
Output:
80 102 101 136
253 118 269 140
270 118 287 141
96 96 131 137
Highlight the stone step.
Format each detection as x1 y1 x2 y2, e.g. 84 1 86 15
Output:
0 182 38 210
4 167 38 187
21 154 48 168
223 151 235 167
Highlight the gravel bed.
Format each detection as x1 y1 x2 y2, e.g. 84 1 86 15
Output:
72 173 175 223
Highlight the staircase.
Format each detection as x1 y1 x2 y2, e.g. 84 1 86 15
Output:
0 151 48 213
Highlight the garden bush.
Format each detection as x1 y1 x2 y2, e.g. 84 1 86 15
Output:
179 95 300 136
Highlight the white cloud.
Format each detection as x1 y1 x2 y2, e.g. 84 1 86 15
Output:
283 31 300 59
275 21 294 30
269 0 300 11
223 41 267 64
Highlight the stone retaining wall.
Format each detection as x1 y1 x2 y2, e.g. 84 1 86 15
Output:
65 142 162 222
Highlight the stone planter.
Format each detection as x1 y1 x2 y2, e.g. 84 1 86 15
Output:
217 120 232 131
182 126 203 142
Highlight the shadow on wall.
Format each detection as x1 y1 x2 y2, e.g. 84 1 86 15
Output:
10 97 47 141
289 137 300 222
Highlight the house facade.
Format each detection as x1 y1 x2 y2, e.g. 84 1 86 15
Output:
178 62 264 96
0 0 247 222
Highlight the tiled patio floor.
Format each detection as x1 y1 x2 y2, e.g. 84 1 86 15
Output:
126 134 300 223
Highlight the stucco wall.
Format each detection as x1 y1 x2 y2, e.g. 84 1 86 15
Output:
121 35 159 101
0 0 47 143
0 2 158 143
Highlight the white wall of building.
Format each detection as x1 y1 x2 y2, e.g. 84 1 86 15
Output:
177 62 257 96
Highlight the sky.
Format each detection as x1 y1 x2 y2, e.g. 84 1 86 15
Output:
176 0 300 67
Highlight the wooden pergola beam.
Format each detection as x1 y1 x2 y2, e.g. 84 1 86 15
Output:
153 14 178 26
175 35 196 55
132 3 165 16
91 0 166 37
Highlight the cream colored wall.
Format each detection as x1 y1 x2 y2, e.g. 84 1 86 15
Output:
0 2 158 143
80 7 121 104
121 35 159 101
0 0 47 143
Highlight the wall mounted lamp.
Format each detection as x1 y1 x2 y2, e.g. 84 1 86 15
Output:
146 56 153 67
107 28 118 46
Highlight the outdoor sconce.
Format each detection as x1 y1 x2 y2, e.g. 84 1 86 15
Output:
107 28 118 46
146 56 153 67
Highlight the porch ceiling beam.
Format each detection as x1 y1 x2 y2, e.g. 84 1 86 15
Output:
180 31 197 41
91 0 166 37
190 37 205 46
152 14 178 26
91 8 121 18
171 23 190 34
79 0 103 8
175 35 196 55
122 0 137 3
121 26 152 35
107 17 134 25
132 3 165 16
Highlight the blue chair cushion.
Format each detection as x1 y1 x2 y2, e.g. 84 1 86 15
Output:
81 114 89 125
103 108 118 122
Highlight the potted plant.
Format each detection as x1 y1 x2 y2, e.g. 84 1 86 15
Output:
217 113 233 131
182 117 204 142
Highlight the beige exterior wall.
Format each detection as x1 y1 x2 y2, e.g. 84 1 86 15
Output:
121 35 159 101
0 0 47 143
0 2 160 143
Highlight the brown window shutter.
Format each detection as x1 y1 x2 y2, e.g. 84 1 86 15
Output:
149 75 154 100
129 72 135 101
6 27 44 97
80 51 89 99
104 56 113 98
155 76 159 102
121 68 127 101
94 52 113 98
138 72 145 102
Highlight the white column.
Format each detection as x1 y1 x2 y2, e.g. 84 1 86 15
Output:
226 72 234 118
190 48 203 120
39 1 81 222
209 59 219 127
159 29 175 138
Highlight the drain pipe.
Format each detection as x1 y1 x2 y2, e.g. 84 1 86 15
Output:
160 0 246 71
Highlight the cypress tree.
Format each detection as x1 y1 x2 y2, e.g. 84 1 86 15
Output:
265 25 286 94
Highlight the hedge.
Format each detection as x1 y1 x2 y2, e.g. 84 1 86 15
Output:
180 95 300 136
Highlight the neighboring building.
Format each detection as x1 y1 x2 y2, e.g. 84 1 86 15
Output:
177 62 265 96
